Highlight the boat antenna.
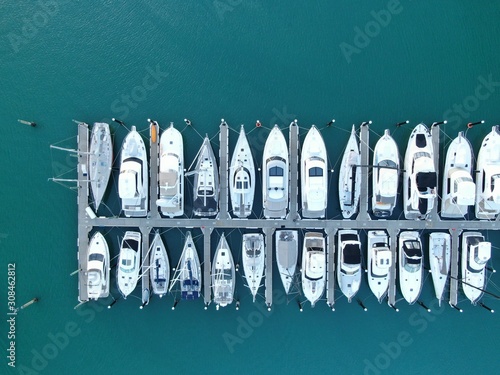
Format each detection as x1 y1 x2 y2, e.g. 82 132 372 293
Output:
467 120 485 129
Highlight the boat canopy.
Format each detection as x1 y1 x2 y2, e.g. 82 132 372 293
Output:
89 253 104 262
343 244 361 265
451 175 475 205
403 240 422 264
416 172 437 193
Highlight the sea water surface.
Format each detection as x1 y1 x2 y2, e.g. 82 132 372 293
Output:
1 1 499 374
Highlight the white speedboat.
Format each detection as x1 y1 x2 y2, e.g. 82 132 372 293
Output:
263 125 289 219
461 232 491 304
118 126 148 217
242 233 265 302
117 231 142 299
230 125 255 218
157 123 184 217
475 126 500 220
276 230 298 294
89 122 112 211
372 129 399 218
212 234 235 307
403 123 437 220
398 231 423 304
429 232 451 306
86 231 110 300
441 132 475 218
367 230 391 303
301 125 328 218
149 232 169 298
301 232 326 307
339 125 361 219
337 230 362 302
169 231 201 300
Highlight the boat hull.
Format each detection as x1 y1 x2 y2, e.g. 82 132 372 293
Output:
242 233 265 301
367 230 391 303
301 232 326 307
398 231 423 304
150 233 170 297
461 232 491 304
339 126 360 219
86 231 110 301
276 230 298 294
117 231 141 298
212 234 235 307
192 137 219 217
429 232 450 305
89 123 112 211
230 126 255 218
337 230 362 302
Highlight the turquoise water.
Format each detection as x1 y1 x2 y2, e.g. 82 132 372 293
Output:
1 1 500 374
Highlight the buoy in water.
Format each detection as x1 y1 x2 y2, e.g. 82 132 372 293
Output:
256 120 261 127
467 120 484 129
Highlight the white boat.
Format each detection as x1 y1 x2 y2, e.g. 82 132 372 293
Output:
230 125 255 218
118 126 148 217
337 230 362 302
301 232 326 307
188 136 219 217
403 123 437 220
117 231 142 299
429 232 451 306
275 230 298 294
212 234 235 307
89 123 112 211
149 232 169 298
86 232 110 300
475 126 500 220
169 231 201 300
441 132 475 218
398 231 423 304
367 230 391 303
461 232 491 304
301 125 328 218
263 125 289 219
339 125 361 219
242 233 265 302
372 129 399 218
156 122 184 217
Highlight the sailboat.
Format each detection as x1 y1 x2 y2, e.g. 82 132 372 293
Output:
475 126 500 220
242 233 265 302
89 122 113 211
118 126 148 217
229 125 255 218
367 230 391 303
337 230 362 302
275 230 298 294
461 232 491 304
398 231 423 304
339 125 361 219
157 123 184 218
441 132 475 218
117 231 142 299
301 232 326 307
86 231 110 300
301 125 328 218
149 232 169 298
169 232 201 301
429 232 451 306
212 234 235 307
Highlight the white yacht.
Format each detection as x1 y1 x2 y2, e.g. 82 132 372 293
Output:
429 232 450 306
398 231 423 304
89 122 112 211
169 231 201 301
475 126 500 220
117 231 142 299
337 230 362 302
301 125 328 218
149 232 169 298
118 126 148 217
86 231 110 301
230 125 255 218
372 129 399 218
263 125 289 219
242 233 265 302
212 234 235 307
441 132 475 218
275 230 298 294
367 230 391 303
403 123 437 220
301 232 326 307
461 232 491 304
339 125 361 219
156 122 184 217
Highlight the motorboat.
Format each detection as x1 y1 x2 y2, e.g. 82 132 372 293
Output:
230 125 255 218
117 231 142 298
461 232 491 304
403 123 437 220
441 132 475 218
89 122 112 211
337 230 362 302
398 231 423 304
86 231 110 300
372 129 399 218
118 126 148 217
263 125 289 219
275 230 298 294
301 232 326 307
149 232 169 298
429 232 451 306
169 231 201 300
242 233 265 302
339 125 361 218
367 230 391 303
156 122 184 217
301 125 328 218
212 234 235 307
475 126 500 220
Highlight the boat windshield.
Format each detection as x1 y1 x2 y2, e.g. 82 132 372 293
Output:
403 240 422 272
120 257 136 272
269 166 284 176
343 244 361 265
89 254 104 262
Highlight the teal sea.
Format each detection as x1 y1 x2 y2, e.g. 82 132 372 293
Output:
1 1 500 374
